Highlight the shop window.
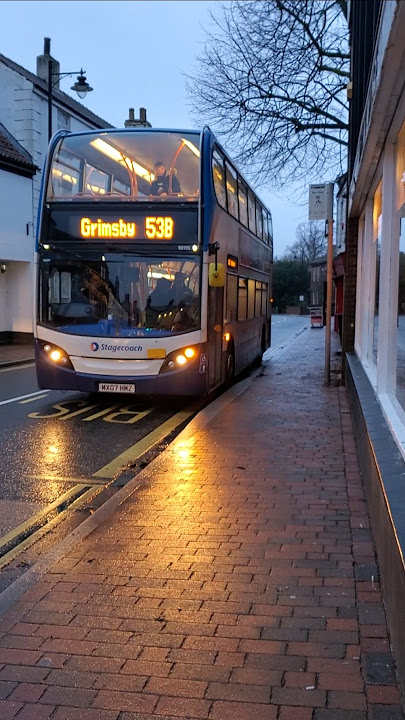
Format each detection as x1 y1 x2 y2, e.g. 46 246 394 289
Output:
396 215 405 410
372 181 382 366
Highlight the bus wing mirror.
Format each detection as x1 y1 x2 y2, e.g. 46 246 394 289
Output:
209 263 225 287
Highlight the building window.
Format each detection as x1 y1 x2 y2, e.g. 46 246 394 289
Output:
395 120 405 410
396 216 405 409
372 181 382 366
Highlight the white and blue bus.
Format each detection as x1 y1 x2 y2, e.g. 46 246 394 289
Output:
34 128 273 396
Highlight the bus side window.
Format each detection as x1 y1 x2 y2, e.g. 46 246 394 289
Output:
262 283 269 315
238 179 248 227
263 209 269 244
256 203 263 239
248 279 255 319
226 274 238 322
248 189 256 234
268 214 274 257
255 281 262 316
238 278 248 321
212 150 226 209
225 161 238 219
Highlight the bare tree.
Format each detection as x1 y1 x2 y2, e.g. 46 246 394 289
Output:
285 222 327 262
187 1 349 190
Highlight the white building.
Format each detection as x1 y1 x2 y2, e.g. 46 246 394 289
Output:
0 123 36 342
345 0 405 692
0 38 113 344
347 1 405 454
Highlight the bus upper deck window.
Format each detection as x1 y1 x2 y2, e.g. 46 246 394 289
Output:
263 209 269 244
212 150 226 209
225 161 238 219
256 203 263 239
238 180 248 227
248 190 256 234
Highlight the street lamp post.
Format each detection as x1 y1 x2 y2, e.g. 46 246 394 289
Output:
48 61 93 141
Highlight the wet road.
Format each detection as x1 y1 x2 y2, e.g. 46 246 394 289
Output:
0 368 191 525
0 315 308 589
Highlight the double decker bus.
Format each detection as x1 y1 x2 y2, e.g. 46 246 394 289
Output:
35 127 273 396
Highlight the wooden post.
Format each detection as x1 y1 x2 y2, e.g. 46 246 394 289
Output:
325 184 334 386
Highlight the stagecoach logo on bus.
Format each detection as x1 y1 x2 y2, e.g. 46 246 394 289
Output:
90 342 142 353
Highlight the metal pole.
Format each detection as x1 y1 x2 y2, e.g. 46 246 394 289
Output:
325 183 334 386
48 59 53 142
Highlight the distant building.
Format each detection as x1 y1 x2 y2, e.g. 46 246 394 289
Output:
0 39 114 343
309 255 327 309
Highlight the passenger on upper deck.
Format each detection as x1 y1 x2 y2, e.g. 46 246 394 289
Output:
150 162 181 196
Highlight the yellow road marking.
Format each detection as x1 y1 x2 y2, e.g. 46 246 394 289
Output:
0 486 99 570
0 485 88 551
19 394 48 404
26 475 109 486
0 406 195 568
92 408 194 479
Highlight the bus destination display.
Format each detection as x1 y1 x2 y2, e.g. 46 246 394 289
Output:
42 208 198 245
80 216 174 240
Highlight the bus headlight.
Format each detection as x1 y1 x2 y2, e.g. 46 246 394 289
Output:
159 346 198 373
39 340 73 369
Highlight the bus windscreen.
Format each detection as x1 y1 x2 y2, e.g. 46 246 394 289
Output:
38 250 201 338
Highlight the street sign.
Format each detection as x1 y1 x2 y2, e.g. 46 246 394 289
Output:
308 183 333 221
309 184 327 220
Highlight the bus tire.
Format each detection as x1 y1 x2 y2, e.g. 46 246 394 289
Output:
224 346 235 388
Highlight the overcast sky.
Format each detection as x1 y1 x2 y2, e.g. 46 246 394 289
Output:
0 0 309 256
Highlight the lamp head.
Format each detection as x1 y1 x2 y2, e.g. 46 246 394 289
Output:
71 70 93 99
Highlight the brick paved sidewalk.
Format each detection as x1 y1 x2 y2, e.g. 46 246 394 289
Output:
0 327 403 720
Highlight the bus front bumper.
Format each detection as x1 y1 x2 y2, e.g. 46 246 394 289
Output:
34 342 207 396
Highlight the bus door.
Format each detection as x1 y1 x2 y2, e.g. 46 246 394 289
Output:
207 285 224 390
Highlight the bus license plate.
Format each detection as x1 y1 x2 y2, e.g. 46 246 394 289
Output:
98 383 135 393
